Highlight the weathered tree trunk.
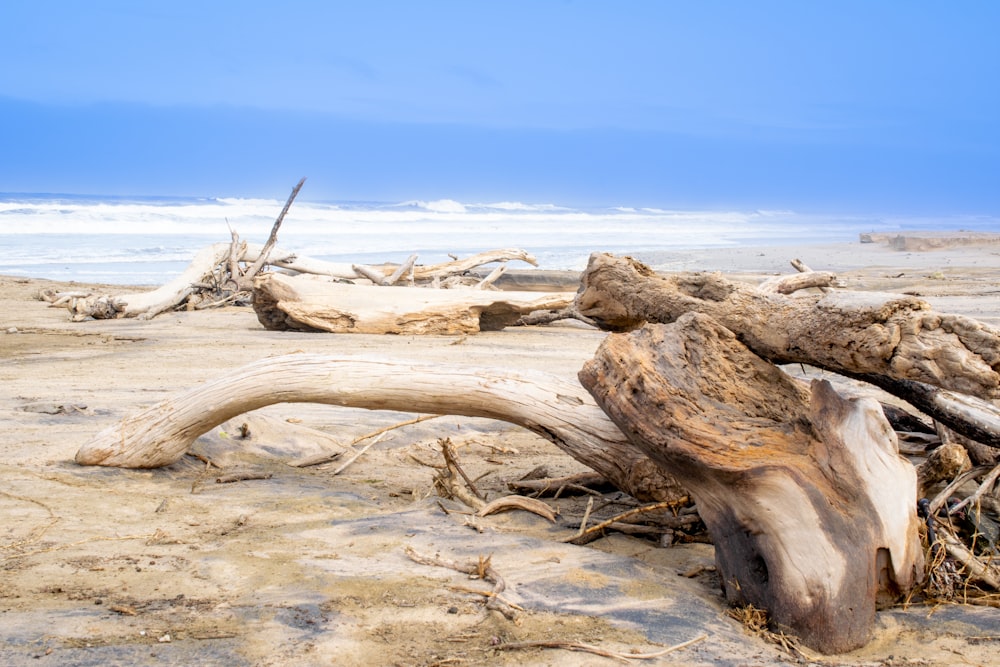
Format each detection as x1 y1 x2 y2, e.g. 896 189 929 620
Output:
45 243 234 321
253 272 576 334
578 313 924 654
74 354 686 503
576 253 1000 399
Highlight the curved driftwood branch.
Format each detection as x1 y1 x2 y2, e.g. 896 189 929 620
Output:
579 313 924 654
75 355 685 503
576 253 1000 399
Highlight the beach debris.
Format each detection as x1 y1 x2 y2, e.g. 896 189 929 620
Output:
404 547 522 622
492 633 708 662
432 438 486 511
576 252 1000 445
69 251 1000 654
562 498 692 546
580 314 925 654
251 271 575 334
507 471 610 498
476 495 558 522
39 176 547 323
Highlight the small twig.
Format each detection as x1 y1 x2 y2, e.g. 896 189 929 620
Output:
930 465 993 514
477 496 558 522
331 432 387 476
495 633 708 662
239 177 306 288
948 461 1000 515
563 498 690 545
404 547 521 622
288 451 344 468
384 254 418 286
348 414 439 447
327 415 438 474
474 263 507 289
440 439 484 501
938 523 1000 589
570 496 595 541
215 470 273 484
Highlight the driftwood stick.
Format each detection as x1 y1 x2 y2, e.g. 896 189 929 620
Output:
947 461 1000 515
384 254 418 286
928 465 993 514
440 438 484 501
476 496 558 522
563 499 690 546
351 263 388 284
475 263 507 289
330 432 387 476
237 177 306 289
75 355 684 504
404 547 521 621
495 633 708 661
938 525 1000 589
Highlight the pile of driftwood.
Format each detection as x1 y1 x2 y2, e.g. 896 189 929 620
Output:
71 240 1000 652
41 178 578 332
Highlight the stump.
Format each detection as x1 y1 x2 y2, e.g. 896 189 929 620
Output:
579 313 924 654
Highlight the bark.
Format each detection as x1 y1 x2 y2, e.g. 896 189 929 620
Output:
578 313 924 654
576 253 1000 399
252 272 577 334
74 354 686 503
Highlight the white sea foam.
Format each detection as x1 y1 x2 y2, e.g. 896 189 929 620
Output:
0 194 996 283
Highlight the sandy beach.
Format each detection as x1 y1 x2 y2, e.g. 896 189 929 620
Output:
2 237 999 666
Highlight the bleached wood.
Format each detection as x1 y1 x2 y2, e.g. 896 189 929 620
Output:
253 272 576 334
74 354 686 503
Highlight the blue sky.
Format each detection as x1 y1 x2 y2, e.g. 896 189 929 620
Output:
1 1 998 212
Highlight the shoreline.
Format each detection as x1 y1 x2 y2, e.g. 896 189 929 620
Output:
4 230 999 287
2 237 999 665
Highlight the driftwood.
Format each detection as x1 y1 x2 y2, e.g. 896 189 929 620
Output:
576 253 1000 445
74 354 686 504
579 313 924 654
252 272 577 334
576 253 1000 398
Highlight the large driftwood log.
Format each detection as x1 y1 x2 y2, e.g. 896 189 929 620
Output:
253 272 576 334
579 313 924 654
74 354 685 503
576 253 1000 399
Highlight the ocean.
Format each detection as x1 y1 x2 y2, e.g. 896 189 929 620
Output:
1 193 997 285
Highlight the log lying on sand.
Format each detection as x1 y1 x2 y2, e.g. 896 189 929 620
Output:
576 253 1000 446
579 313 925 654
74 354 686 503
42 243 234 321
576 253 1000 399
253 272 577 334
